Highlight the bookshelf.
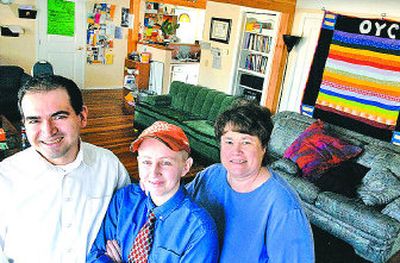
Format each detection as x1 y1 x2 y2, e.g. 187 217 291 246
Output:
234 12 279 104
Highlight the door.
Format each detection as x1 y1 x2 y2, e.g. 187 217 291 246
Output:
36 0 86 88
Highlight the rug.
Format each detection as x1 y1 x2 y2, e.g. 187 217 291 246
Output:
302 12 400 144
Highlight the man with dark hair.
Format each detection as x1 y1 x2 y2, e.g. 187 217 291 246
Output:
0 75 130 263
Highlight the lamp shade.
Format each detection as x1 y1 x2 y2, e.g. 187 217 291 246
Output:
178 13 190 23
283 35 301 53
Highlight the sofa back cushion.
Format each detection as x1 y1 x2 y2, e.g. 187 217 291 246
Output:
217 96 237 115
190 87 210 116
269 112 314 160
170 82 190 110
207 93 227 122
183 84 201 112
199 90 219 118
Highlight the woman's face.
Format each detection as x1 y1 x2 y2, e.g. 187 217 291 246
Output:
220 127 266 180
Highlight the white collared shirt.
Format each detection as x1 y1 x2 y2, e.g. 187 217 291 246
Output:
0 142 130 263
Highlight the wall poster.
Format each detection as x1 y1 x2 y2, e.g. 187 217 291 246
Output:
48 0 75 36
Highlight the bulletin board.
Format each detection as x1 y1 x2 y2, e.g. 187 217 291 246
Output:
86 3 120 64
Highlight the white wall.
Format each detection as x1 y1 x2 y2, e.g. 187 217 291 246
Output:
197 1 242 93
279 0 400 112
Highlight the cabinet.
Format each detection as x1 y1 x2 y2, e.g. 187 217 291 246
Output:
122 59 150 114
234 12 279 104
170 63 199 86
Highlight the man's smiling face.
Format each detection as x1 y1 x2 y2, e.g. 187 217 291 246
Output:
21 88 88 165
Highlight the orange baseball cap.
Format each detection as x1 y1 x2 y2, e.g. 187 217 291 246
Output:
130 121 191 154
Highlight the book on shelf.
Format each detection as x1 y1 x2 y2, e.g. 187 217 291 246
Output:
243 54 268 74
243 33 272 53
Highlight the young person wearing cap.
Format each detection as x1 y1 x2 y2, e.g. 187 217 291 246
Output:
87 121 219 263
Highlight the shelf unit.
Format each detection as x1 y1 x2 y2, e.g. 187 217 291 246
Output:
234 12 279 104
122 59 150 114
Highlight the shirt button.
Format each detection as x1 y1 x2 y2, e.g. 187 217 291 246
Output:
159 216 163 220
65 223 72 228
67 248 72 253
64 197 72 202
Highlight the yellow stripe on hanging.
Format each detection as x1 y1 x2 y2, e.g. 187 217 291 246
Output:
324 21 335 27
324 68 400 90
316 93 398 125
323 71 400 96
325 14 336 19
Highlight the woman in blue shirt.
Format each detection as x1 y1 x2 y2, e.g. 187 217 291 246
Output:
186 102 314 262
87 121 218 263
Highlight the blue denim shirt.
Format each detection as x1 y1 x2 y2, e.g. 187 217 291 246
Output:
87 184 218 263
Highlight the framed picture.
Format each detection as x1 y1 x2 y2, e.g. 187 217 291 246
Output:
209 17 231 44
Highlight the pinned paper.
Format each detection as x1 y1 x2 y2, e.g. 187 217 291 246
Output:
211 47 222 69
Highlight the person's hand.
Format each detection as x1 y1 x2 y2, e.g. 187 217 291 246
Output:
105 240 122 263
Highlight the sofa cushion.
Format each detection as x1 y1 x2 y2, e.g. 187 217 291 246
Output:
140 94 171 106
357 168 400 206
183 120 217 146
171 82 190 110
139 103 202 121
199 90 219 119
284 120 363 178
207 93 227 122
270 158 299 175
268 112 314 160
316 191 400 239
183 84 200 112
278 172 320 203
190 87 209 116
382 197 400 222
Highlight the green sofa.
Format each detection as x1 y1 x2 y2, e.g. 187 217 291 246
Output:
134 81 240 163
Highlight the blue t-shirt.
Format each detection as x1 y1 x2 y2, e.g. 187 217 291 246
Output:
87 184 219 263
186 164 314 263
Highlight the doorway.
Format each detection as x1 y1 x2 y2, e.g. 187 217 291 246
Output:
36 0 86 88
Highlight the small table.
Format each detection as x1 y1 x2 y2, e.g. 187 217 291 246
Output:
0 115 21 161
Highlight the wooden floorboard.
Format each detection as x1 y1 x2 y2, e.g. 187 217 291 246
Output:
81 89 204 181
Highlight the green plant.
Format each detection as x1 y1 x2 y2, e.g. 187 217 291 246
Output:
161 20 180 37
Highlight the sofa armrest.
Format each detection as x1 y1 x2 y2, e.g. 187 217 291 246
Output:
140 95 172 106
270 158 299 175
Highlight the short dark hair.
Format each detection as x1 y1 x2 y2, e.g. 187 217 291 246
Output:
214 102 273 163
18 75 84 118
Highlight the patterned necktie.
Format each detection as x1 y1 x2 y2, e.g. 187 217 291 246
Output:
128 211 156 263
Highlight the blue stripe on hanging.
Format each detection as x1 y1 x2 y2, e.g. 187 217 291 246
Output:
333 31 400 51
319 88 400 111
301 104 314 117
391 131 400 146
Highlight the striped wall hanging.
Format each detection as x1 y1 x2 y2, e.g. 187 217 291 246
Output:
302 12 400 144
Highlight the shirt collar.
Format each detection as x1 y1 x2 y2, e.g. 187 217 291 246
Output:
147 185 186 221
31 139 87 173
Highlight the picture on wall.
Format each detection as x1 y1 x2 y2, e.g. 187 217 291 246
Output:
209 17 231 44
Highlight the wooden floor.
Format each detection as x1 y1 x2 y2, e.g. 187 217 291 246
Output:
80 89 204 181
81 89 138 179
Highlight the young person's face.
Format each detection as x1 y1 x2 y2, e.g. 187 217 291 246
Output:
21 88 88 165
220 128 266 180
137 138 192 206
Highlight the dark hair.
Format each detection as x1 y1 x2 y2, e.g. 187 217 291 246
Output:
214 102 273 163
18 75 84 118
